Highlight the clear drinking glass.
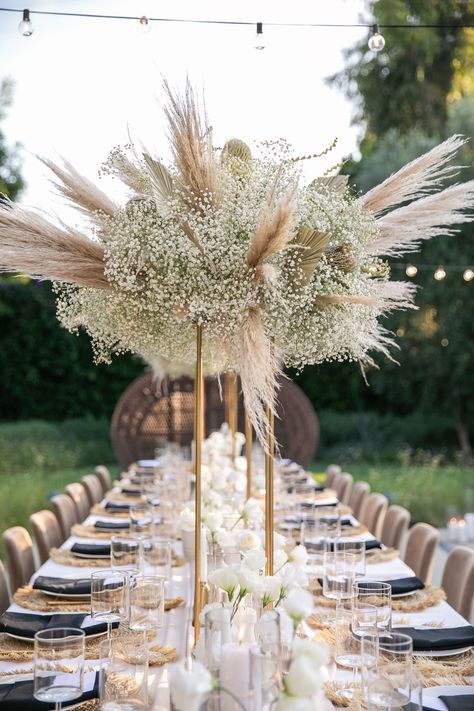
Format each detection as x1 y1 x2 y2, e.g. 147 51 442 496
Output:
353 580 392 632
111 535 140 575
129 502 154 538
249 647 281 711
365 633 413 710
204 606 232 676
129 575 165 634
34 627 85 711
142 537 172 578
335 539 366 577
99 638 148 710
334 600 378 699
323 550 356 600
91 570 128 642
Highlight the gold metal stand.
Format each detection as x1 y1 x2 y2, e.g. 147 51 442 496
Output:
193 325 204 642
225 372 238 460
265 402 275 576
245 411 253 500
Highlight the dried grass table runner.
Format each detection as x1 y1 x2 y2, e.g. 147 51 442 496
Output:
366 547 399 563
311 585 446 612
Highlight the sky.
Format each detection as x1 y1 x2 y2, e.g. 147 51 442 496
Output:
0 0 368 226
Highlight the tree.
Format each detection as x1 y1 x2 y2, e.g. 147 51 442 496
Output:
0 78 24 200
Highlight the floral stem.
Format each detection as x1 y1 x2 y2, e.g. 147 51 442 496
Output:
230 515 243 531
218 685 247 711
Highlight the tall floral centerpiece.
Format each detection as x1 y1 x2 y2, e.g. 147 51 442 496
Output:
1 80 473 635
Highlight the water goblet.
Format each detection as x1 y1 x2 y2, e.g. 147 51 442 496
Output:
99 637 148 710
129 502 154 538
335 539 366 577
128 575 165 641
323 550 356 601
34 627 85 711
334 600 378 700
111 535 140 575
91 569 128 643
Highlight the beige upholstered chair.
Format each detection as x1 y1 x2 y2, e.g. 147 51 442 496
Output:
30 510 64 564
381 505 411 550
81 474 104 506
51 494 79 539
441 546 474 619
348 481 370 519
359 493 388 539
95 465 112 495
335 472 353 505
2 526 36 591
65 483 90 521
325 464 341 489
0 560 10 615
404 523 440 584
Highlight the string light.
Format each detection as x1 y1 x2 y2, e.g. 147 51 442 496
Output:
18 8 33 36
463 268 474 282
405 265 418 277
255 22 265 50
434 266 447 281
138 15 150 33
368 23 385 52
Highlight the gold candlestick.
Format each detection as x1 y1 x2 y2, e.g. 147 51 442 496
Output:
265 401 275 576
245 411 253 500
193 324 204 642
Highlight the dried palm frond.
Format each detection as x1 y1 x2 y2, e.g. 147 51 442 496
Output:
326 242 357 273
163 79 220 209
180 221 217 271
0 202 109 289
373 180 474 256
106 150 149 194
247 190 296 271
315 294 379 308
142 153 174 211
310 174 348 193
38 157 117 222
239 307 279 448
287 227 330 286
361 135 467 216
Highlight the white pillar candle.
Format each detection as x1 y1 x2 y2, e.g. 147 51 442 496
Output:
220 641 251 711
200 525 208 581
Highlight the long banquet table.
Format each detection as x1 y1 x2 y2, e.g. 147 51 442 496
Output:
0 483 472 710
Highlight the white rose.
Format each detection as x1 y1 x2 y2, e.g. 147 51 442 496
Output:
287 545 308 567
179 507 195 530
262 575 281 605
204 511 223 532
169 660 214 711
237 530 262 551
211 470 227 491
284 588 314 624
241 498 263 524
243 547 266 572
215 529 236 548
284 654 324 698
236 566 263 595
208 566 239 599
292 637 330 668
280 563 309 589
276 696 316 711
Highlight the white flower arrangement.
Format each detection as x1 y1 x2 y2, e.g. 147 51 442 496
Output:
276 638 330 710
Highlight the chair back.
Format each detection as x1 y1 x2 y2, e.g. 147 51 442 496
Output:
359 492 388 539
81 474 104 506
0 560 10 615
404 522 440 584
441 545 474 619
381 505 411 550
95 465 112 495
51 494 79 538
30 510 64 564
2 526 35 591
65 482 90 521
348 481 370 519
336 472 353 505
325 464 341 489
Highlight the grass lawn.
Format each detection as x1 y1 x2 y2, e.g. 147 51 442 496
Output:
312 460 473 527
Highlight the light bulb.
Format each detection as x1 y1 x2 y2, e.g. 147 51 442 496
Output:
368 24 385 52
405 265 418 277
139 16 150 33
255 22 265 50
434 266 446 281
18 8 34 36
463 268 474 282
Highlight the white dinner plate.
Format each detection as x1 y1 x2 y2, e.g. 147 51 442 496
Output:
424 685 474 697
391 589 419 598
137 459 159 467
71 551 110 559
40 589 90 600
413 644 472 658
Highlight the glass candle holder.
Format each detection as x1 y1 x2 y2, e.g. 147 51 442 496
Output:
353 580 392 632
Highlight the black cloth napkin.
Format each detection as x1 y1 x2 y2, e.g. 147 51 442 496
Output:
326 538 381 551
0 612 113 639
94 519 129 530
70 542 111 557
119 488 142 496
32 576 91 595
388 576 425 595
104 501 131 511
0 672 99 710
439 694 474 711
396 625 474 651
301 499 337 508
